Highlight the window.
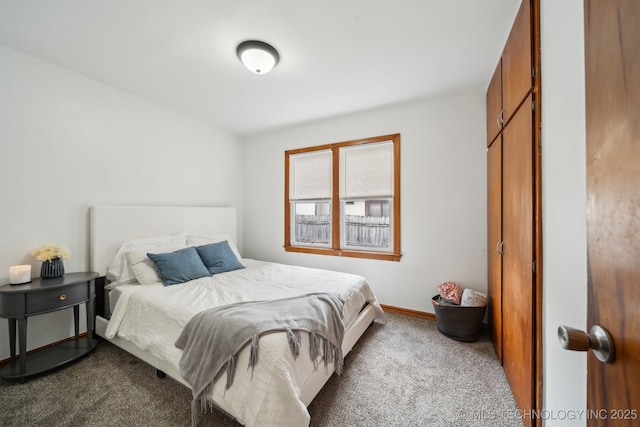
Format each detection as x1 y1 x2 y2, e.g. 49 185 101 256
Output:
285 134 401 261
288 149 333 248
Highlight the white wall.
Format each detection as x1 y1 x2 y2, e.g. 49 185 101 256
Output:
541 0 587 424
242 91 487 312
0 44 243 361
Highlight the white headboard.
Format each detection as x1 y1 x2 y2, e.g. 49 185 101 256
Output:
90 205 237 276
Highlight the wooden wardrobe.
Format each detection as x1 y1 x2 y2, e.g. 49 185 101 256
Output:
486 0 541 425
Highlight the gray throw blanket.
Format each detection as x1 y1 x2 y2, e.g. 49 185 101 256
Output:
174 292 345 426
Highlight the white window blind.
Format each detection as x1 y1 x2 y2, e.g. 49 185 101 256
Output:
340 141 394 199
289 150 332 201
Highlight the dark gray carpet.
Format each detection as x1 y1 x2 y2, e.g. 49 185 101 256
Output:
0 314 522 427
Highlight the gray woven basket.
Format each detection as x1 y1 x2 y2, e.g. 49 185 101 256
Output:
432 295 486 342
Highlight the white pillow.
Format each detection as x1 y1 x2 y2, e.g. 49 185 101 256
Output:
106 233 187 283
186 234 243 264
125 250 166 286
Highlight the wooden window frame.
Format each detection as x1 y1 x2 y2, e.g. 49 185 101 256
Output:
285 133 401 261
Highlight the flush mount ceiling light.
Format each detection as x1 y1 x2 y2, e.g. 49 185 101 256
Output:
236 40 279 74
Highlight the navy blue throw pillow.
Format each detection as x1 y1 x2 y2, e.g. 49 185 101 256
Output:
195 240 245 275
147 246 210 286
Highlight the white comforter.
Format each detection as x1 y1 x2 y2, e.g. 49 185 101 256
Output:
105 259 381 426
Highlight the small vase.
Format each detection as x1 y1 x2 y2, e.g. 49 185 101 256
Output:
41 258 65 279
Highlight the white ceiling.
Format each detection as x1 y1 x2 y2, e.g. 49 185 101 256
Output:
0 0 520 137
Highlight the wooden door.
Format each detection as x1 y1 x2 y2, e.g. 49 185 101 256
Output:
502 0 532 125
502 93 534 426
486 61 503 146
584 0 640 423
487 136 503 363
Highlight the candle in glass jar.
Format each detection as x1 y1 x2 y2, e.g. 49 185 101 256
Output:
9 265 31 284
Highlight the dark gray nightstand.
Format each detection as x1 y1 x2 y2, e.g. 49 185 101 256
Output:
0 271 98 381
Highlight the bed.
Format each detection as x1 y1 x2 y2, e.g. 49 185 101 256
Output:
89 205 381 426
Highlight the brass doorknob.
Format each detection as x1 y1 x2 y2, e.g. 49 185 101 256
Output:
557 325 614 363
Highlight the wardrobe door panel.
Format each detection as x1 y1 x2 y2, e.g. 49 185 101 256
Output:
501 94 534 425
502 0 532 124
486 60 503 146
487 135 503 362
